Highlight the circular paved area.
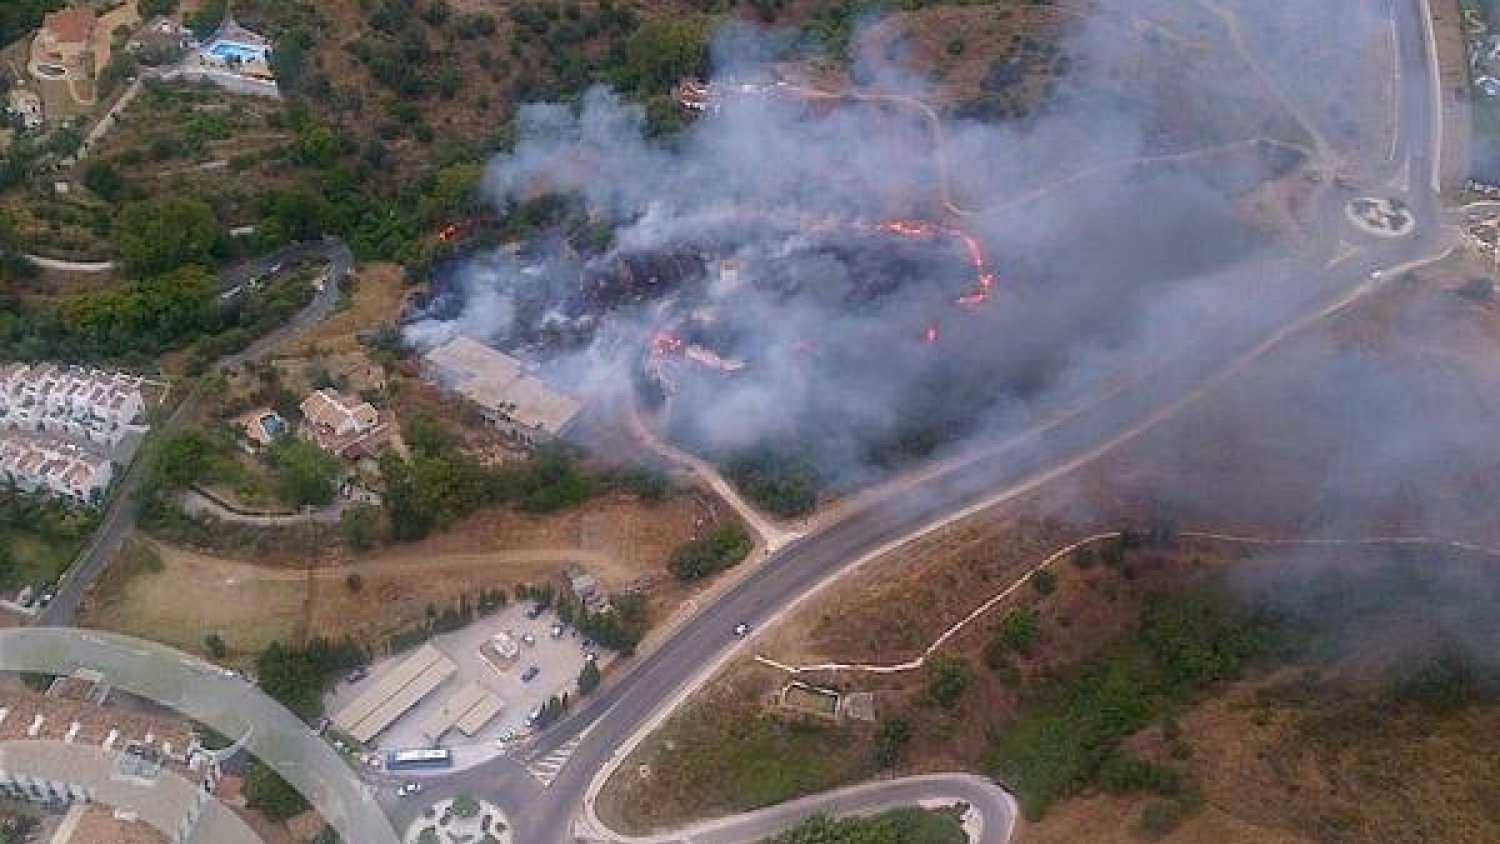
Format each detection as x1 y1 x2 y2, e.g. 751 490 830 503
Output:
405 797 512 844
1345 196 1415 237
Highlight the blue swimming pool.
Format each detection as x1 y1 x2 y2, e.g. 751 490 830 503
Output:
205 39 267 64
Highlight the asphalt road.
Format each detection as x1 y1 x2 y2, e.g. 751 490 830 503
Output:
605 775 1014 844
422 2 1455 842
37 238 354 627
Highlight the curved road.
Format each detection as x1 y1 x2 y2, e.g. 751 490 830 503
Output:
38 237 354 627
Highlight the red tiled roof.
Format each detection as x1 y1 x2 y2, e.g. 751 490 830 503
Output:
43 8 96 45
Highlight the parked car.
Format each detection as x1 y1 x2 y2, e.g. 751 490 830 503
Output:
397 781 422 797
550 623 564 639
525 604 544 620
521 632 537 647
521 665 540 683
345 667 369 684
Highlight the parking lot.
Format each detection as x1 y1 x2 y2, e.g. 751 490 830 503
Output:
325 601 605 769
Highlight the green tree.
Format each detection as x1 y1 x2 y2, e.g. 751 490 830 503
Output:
577 658 601 695
82 160 123 201
60 264 215 355
113 195 221 275
925 656 972 709
204 632 227 659
244 760 309 822
150 429 217 490
185 0 227 39
766 809 967 844
666 523 751 581
874 715 912 769
997 608 1040 653
266 438 342 506
450 793 480 819
1030 569 1058 596
616 17 710 94
0 3 64 52
343 506 381 551
259 187 332 243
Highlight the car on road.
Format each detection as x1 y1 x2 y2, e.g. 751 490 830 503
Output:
520 665 540 683
733 622 751 637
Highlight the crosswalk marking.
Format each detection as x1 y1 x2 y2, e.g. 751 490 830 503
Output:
525 735 582 787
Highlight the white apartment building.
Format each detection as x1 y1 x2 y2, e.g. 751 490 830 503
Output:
0 363 148 506
0 437 114 505
0 363 147 448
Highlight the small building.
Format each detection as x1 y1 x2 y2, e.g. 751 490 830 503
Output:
417 682 504 744
35 8 97 70
298 388 389 458
422 337 582 446
567 566 605 611
0 438 114 506
6 88 43 131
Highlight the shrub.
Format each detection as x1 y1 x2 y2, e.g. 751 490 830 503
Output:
925 657 972 709
450 793 480 819
873 716 911 769
1030 569 1057 596
997 608 1040 652
667 523 752 582
1098 754 1181 796
577 659 601 695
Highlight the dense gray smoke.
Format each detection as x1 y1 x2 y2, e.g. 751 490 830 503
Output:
406 0 1392 490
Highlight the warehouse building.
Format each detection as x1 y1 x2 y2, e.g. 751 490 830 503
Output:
331 644 457 744
422 337 582 446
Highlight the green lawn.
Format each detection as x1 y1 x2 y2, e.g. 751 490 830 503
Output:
0 501 98 590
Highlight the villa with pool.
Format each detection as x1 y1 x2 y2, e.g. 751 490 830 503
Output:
198 21 275 82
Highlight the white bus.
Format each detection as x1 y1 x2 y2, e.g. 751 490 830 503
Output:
385 748 453 771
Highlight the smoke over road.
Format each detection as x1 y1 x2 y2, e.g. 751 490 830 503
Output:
407 0 1389 495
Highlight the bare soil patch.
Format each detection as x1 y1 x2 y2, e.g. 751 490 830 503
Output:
82 541 303 664
88 491 715 657
285 262 409 357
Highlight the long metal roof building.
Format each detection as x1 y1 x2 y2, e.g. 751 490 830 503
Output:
331 644 456 744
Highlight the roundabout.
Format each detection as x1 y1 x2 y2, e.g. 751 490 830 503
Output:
406 795 512 844
1346 196 1417 237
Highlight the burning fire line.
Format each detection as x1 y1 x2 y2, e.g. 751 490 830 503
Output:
645 215 998 364
874 219 995 306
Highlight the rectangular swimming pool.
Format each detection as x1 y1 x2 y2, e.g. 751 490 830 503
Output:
205 40 267 64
